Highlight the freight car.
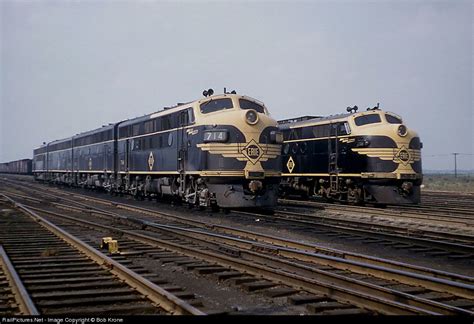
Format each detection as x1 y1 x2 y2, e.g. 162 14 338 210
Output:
33 90 282 210
0 159 32 175
278 105 422 205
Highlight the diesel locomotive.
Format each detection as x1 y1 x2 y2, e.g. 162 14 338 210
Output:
278 105 422 205
33 90 282 210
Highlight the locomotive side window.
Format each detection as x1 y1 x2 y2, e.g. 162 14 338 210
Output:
161 116 171 130
288 128 301 140
132 124 141 136
312 125 330 138
337 122 350 135
188 109 195 124
119 127 128 138
343 122 351 135
239 99 265 114
178 109 195 126
144 120 154 133
200 98 233 114
354 114 381 126
385 114 402 124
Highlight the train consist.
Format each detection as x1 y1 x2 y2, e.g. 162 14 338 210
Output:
31 91 282 210
0 159 32 175
278 105 422 205
2 95 423 207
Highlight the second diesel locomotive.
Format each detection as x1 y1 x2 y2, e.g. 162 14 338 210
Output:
33 91 282 210
278 105 422 205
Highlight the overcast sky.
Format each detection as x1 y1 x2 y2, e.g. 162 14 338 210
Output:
1 0 472 170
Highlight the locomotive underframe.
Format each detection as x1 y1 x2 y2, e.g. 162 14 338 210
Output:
281 175 422 205
35 171 279 209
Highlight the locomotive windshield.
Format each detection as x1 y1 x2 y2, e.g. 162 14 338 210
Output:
239 99 265 114
354 114 381 126
385 113 403 124
200 98 233 114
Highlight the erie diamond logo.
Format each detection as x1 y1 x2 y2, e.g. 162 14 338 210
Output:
148 152 155 171
395 146 411 165
241 139 264 165
286 156 295 173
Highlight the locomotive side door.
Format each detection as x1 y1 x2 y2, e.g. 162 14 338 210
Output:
104 144 108 172
177 109 189 195
125 139 130 172
328 122 339 192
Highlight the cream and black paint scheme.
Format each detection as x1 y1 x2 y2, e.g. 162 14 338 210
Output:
278 108 422 204
33 93 282 209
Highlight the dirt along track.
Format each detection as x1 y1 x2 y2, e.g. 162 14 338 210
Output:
1 176 474 315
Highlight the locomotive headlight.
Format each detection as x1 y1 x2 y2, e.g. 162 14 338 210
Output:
398 125 408 137
245 110 259 125
203 130 228 143
270 131 283 144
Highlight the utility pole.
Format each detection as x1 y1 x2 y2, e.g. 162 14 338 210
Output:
453 153 459 178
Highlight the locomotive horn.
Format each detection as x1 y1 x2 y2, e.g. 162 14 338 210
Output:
208 88 214 96
203 90 208 97
346 105 358 113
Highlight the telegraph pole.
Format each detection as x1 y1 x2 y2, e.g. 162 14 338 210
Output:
453 153 459 178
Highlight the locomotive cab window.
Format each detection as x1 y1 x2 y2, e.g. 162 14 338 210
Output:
239 99 265 114
339 122 350 135
385 113 403 124
200 98 233 114
178 108 195 126
354 114 381 126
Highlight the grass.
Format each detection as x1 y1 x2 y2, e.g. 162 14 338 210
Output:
422 174 474 193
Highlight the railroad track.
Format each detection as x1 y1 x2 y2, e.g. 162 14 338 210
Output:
2 181 474 315
0 244 37 315
280 198 474 228
3 177 474 261
0 195 204 315
420 190 474 211
4 181 473 280
276 200 474 257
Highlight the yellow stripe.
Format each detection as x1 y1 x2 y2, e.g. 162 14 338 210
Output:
282 173 364 177
118 125 194 141
284 135 351 143
47 170 114 173
119 171 180 175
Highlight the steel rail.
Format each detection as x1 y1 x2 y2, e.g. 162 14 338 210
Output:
22 204 474 315
27 184 474 248
0 193 205 316
145 224 474 299
5 185 474 286
270 209 474 244
0 245 39 315
233 210 474 255
3 179 474 313
279 199 474 227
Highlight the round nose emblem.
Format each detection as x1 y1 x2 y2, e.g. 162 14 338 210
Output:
246 145 260 158
398 149 410 162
